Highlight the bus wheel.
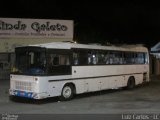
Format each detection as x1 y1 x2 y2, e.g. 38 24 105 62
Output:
60 84 74 101
127 77 135 90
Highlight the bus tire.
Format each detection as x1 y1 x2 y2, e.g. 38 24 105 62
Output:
59 84 74 101
127 77 135 90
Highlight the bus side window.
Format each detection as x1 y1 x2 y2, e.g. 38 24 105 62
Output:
110 52 119 64
134 53 138 64
48 53 71 75
124 52 134 64
59 55 70 65
53 55 59 65
88 52 92 64
73 52 79 65
104 52 110 64
97 52 105 64
79 50 88 65
87 51 98 65
138 53 145 64
144 53 148 64
109 54 113 64
92 53 97 65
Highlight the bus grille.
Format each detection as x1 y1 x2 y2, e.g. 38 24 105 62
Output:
15 81 34 91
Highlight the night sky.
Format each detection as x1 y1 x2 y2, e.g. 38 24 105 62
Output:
1 1 160 48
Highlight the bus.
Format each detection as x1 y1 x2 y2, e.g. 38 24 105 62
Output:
9 42 150 101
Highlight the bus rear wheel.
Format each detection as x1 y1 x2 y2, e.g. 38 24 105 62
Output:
60 84 74 101
127 77 135 90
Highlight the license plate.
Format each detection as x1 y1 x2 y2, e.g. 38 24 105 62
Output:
20 91 25 96
16 91 33 98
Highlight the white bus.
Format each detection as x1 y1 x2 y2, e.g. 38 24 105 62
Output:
9 42 150 101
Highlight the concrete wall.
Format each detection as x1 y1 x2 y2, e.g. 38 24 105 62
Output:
150 55 160 76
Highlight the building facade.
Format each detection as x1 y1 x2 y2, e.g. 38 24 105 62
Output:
0 18 74 79
150 42 160 76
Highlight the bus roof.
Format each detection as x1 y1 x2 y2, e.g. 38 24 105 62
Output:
27 42 148 52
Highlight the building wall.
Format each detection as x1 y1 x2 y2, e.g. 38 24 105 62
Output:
155 59 160 75
150 55 160 76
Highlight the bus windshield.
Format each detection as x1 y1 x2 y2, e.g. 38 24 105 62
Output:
14 47 46 75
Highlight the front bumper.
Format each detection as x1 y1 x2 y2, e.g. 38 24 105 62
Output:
9 89 48 99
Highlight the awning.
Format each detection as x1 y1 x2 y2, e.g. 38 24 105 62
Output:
151 42 160 59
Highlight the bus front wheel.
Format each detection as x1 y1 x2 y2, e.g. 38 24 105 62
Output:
127 77 135 90
60 84 74 101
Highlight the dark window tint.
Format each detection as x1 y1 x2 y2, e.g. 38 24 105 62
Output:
72 48 147 65
47 50 71 75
